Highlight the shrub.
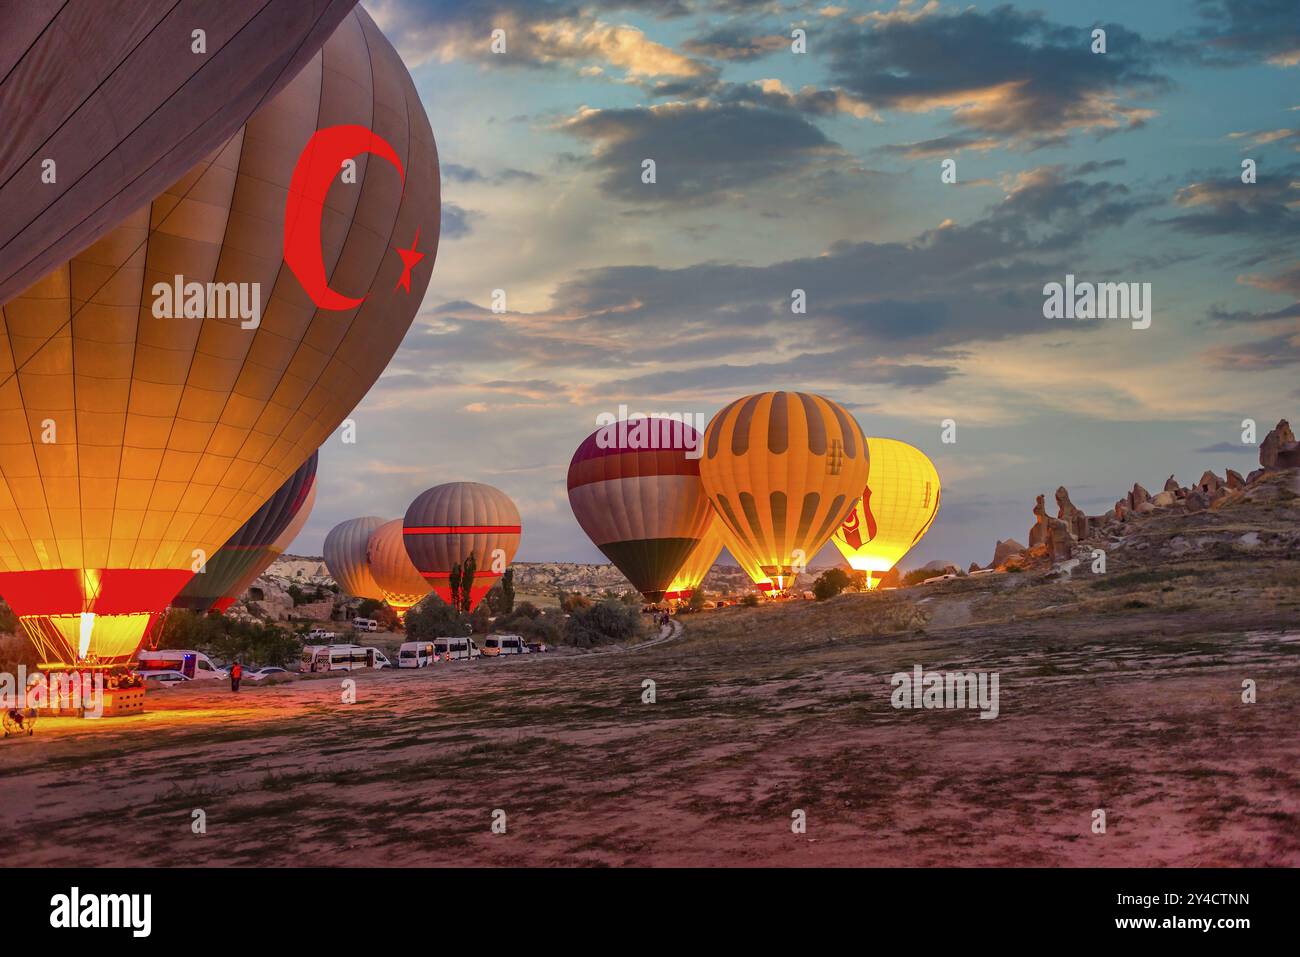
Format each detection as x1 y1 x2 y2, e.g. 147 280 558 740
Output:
494 604 563 645
740 593 760 607
812 568 852 601
563 600 646 649
405 594 468 641
156 610 301 668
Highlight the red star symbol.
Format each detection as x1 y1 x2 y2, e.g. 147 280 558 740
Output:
394 226 425 293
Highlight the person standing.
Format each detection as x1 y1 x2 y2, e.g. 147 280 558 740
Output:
230 661 242 693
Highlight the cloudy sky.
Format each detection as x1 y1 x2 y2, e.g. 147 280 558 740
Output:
296 0 1298 571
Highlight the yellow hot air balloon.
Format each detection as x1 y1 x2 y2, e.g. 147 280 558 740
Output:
832 438 941 587
699 391 868 592
663 521 722 602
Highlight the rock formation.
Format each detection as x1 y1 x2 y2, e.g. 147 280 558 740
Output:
1128 483 1151 510
1226 469 1246 490
992 538 1025 567
1197 470 1223 493
1164 474 1180 492
1055 486 1089 540
1260 419 1300 470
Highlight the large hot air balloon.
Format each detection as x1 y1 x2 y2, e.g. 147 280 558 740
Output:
212 479 317 613
366 519 430 620
663 521 722 602
567 419 715 602
699 392 868 592
0 7 439 666
832 438 941 588
0 0 357 306
324 516 386 601
403 483 521 612
171 452 318 614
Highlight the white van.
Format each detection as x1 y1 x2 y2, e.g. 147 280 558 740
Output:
137 649 227 680
300 644 391 673
432 637 479 662
482 634 527 657
306 628 338 641
398 641 437 668
352 617 379 633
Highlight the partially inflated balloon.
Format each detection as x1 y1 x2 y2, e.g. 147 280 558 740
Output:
567 419 714 601
324 516 386 601
403 482 521 612
664 521 722 602
0 7 438 665
716 523 776 596
211 479 317 613
172 451 318 613
833 438 940 587
699 392 868 591
366 519 430 620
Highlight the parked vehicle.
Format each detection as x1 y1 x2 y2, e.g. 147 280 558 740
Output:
482 634 528 657
305 628 338 642
432 637 479 662
141 669 191 683
921 573 959 585
300 644 391 673
245 667 289 681
136 650 226 680
398 641 437 668
525 641 548 654
352 617 380 633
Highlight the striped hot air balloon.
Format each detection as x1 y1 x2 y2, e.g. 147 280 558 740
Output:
699 392 868 592
365 519 430 620
171 451 318 613
323 516 386 600
663 520 722 602
403 482 521 612
567 418 715 602
210 478 317 613
832 438 941 587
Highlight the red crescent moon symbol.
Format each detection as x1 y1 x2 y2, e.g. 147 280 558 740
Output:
284 124 405 311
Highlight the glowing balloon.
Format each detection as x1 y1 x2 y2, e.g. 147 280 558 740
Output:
365 519 430 620
324 516 386 601
172 451 318 613
402 482 521 612
664 521 723 602
716 522 776 596
832 438 941 587
699 392 868 592
567 419 714 601
0 7 439 666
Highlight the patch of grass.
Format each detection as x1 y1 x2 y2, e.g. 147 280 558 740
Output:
1090 568 1196 592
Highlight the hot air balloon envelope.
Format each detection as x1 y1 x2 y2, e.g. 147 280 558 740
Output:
833 438 941 586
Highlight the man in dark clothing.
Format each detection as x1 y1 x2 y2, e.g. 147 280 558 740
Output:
230 661 242 692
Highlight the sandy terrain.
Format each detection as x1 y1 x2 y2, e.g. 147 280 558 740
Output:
1 550 1297 868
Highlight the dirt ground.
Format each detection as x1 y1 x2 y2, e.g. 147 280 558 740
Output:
1 549 1297 868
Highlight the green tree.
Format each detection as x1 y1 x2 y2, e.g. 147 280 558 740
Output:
449 562 462 612
405 594 467 641
812 568 852 601
563 599 646 649
460 553 477 613
500 568 515 615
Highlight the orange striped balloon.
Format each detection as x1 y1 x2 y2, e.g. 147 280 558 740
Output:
699 392 868 591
